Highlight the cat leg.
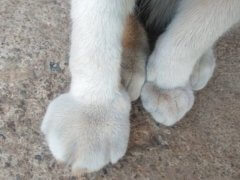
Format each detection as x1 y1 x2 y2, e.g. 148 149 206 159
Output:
141 49 215 126
121 15 149 101
190 48 216 91
41 0 135 174
142 0 240 126
147 0 240 89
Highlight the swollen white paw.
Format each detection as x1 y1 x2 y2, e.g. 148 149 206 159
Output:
41 91 130 173
190 49 216 91
141 82 194 126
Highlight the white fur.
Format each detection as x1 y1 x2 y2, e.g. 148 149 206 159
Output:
47 132 66 162
70 0 135 102
141 48 216 126
147 0 240 89
141 82 194 126
190 49 216 91
142 0 240 126
41 0 135 173
41 92 130 173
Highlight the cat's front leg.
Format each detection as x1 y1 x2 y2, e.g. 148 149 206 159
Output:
142 0 240 126
147 0 240 90
41 0 135 174
141 49 216 126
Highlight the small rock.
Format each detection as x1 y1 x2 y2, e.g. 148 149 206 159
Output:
152 135 169 148
163 129 171 135
5 162 11 168
102 168 108 175
49 62 61 72
34 155 42 162
0 134 6 140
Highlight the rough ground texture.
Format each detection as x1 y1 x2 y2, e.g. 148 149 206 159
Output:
0 0 240 179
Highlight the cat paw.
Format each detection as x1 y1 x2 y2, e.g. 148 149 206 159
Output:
41 91 130 173
121 52 146 101
121 15 148 101
141 82 194 126
190 49 216 91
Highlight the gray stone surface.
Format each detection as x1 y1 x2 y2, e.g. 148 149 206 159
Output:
0 0 240 179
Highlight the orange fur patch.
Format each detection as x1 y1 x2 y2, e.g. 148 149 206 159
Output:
122 15 143 50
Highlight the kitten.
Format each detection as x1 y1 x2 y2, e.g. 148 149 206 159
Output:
41 0 240 174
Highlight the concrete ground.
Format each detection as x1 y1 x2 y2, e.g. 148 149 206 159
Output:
1 0 240 179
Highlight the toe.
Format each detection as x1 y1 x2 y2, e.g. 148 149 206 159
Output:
141 82 195 126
